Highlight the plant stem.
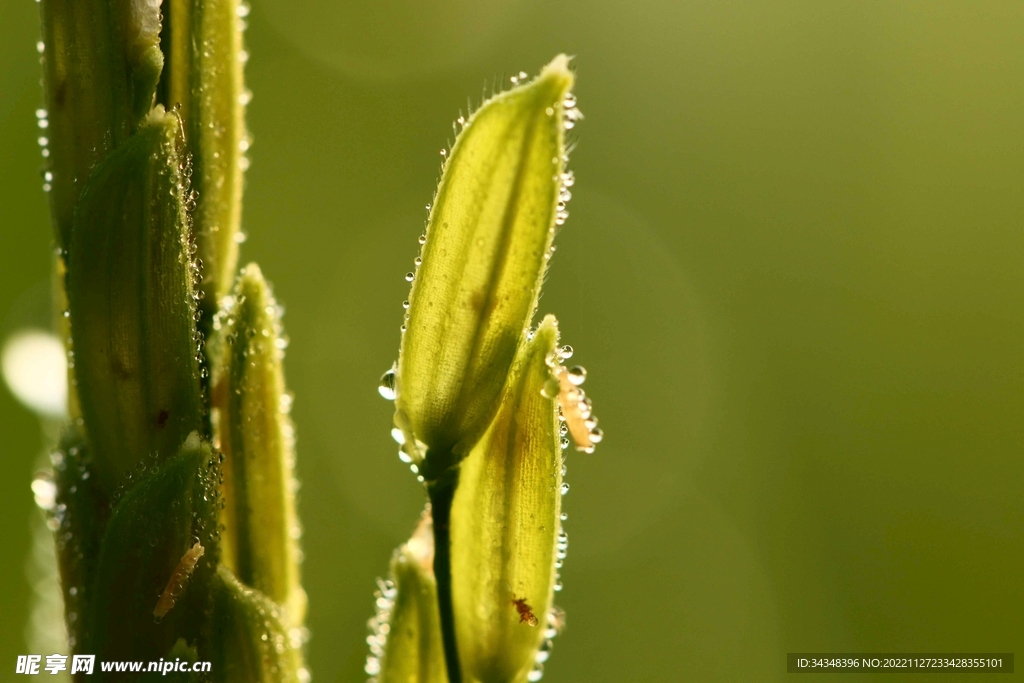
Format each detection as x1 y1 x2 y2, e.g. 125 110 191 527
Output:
427 467 462 683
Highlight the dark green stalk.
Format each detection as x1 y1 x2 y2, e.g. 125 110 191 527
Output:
427 467 462 683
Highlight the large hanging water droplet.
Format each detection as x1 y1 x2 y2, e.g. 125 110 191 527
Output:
566 365 586 386
378 366 397 400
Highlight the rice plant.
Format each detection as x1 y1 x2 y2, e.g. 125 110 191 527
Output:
12 2 599 681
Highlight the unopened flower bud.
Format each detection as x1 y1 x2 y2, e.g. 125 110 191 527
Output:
395 56 576 481
449 315 564 682
217 263 306 626
87 433 219 663
368 510 447 683
66 109 203 491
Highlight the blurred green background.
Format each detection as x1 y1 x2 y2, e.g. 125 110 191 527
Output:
2 1 1022 680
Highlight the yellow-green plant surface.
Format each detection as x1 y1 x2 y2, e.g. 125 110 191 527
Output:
4 3 1023 683
372 57 600 683
31 0 309 680
25 0 600 677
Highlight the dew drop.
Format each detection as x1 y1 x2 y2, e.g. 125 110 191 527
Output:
418 233 427 245
567 366 586 385
560 482 569 495
378 366 397 400
31 475 56 511
404 272 415 282
559 345 573 359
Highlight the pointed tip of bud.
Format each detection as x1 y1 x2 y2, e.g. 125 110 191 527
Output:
404 508 436 573
535 314 561 349
183 430 203 452
239 262 265 285
537 54 575 94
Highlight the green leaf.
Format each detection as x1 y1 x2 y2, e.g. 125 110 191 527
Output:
395 55 575 481
210 565 307 683
369 512 448 683
166 0 248 324
66 109 204 491
449 315 563 683
85 433 220 666
216 264 306 626
40 0 165 249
